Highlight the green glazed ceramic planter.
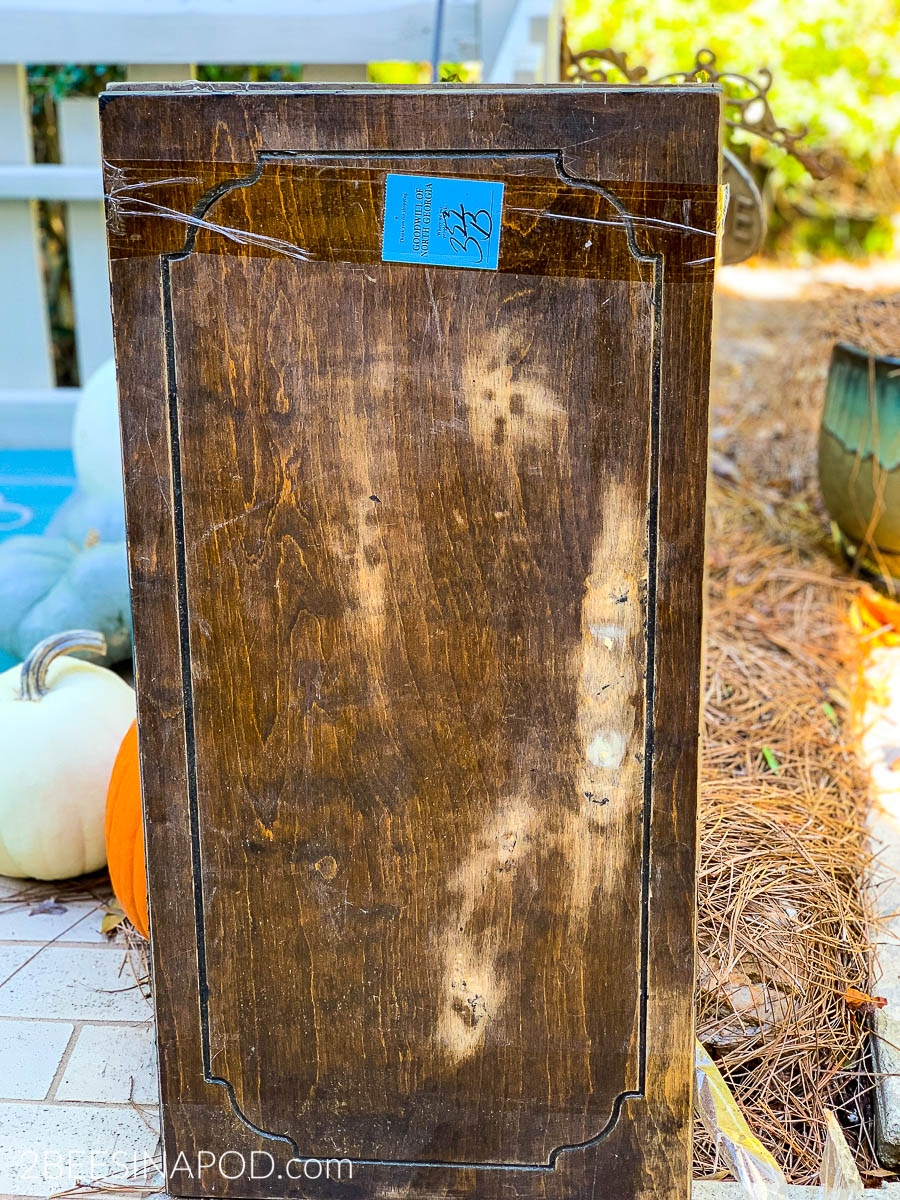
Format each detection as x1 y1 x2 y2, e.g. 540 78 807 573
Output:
818 342 900 579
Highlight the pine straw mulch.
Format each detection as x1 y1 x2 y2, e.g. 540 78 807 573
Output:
693 270 900 1185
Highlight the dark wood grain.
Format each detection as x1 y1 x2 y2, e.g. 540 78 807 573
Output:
101 84 720 1200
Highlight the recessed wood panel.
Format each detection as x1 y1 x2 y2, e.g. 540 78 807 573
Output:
101 85 719 1200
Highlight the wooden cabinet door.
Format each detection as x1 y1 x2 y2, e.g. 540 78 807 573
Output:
101 84 719 1200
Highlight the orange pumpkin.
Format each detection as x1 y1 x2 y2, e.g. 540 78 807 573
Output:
105 721 149 938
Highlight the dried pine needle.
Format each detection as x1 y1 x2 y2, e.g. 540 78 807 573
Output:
695 278 900 1184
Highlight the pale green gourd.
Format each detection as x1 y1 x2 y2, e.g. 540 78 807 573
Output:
47 359 126 544
0 536 132 665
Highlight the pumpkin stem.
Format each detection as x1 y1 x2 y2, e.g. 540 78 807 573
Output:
18 630 108 701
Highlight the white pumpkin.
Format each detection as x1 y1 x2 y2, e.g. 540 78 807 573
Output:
0 630 135 879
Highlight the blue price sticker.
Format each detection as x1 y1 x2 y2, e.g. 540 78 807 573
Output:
382 173 504 271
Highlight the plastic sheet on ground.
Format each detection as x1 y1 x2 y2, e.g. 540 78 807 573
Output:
695 1039 789 1199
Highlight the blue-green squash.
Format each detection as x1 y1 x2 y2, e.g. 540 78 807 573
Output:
0 536 132 665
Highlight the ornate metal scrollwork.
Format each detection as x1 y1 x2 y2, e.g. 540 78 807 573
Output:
562 44 826 180
561 43 827 262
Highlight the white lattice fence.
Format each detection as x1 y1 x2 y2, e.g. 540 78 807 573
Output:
0 0 561 449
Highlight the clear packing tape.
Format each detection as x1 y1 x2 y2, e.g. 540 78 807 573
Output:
716 182 730 259
102 154 725 280
694 1041 864 1199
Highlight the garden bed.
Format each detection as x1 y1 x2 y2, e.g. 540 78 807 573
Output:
695 264 900 1184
